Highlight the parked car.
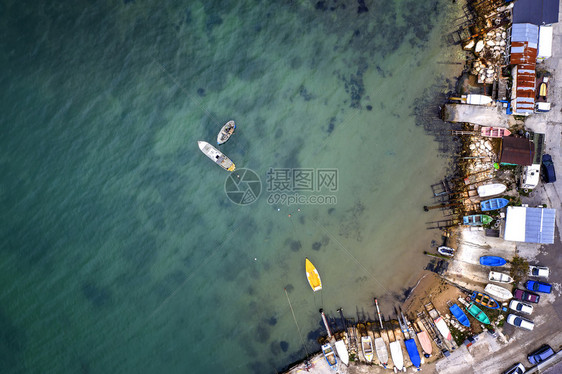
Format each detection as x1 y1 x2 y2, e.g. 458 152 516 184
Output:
541 154 556 183
525 280 552 294
509 300 534 315
506 314 534 330
503 362 526 374
513 289 540 303
528 265 550 278
528 345 555 365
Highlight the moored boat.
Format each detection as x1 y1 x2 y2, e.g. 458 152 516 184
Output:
449 303 471 327
481 127 511 138
321 343 338 370
477 183 507 197
438 246 455 257
404 339 421 369
197 141 236 171
466 303 491 324
389 341 404 372
463 214 493 226
361 336 374 363
217 120 236 145
480 198 509 211
480 256 507 267
489 271 514 284
484 284 513 300
471 291 501 310
416 331 433 356
334 340 349 366
305 258 322 292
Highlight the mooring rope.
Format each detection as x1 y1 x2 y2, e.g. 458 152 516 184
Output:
284 288 310 359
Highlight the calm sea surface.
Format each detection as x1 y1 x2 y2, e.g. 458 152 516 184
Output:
1 1 464 373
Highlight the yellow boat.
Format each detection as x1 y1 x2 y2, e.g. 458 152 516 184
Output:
305 258 322 292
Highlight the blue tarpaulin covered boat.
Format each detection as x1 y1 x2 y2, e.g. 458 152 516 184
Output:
480 198 509 211
480 256 507 267
449 303 471 327
404 339 420 368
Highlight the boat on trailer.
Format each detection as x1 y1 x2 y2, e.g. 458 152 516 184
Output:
449 303 471 327
480 198 509 211
484 284 513 301
477 183 507 197
471 291 501 310
466 303 491 324
198 141 236 171
463 214 493 226
438 246 455 257
321 343 338 370
481 127 511 138
217 120 236 145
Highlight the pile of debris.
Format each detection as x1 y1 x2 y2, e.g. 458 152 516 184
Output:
464 26 509 84
466 136 497 174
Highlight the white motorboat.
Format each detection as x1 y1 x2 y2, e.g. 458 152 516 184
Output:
484 283 513 301
488 271 514 284
197 141 236 171
334 340 349 366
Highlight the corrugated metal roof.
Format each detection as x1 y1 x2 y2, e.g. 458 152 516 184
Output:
510 36 537 114
513 0 560 26
500 136 535 165
525 208 556 244
511 23 539 43
504 207 556 244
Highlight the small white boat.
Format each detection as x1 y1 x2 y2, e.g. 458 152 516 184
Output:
389 341 404 372
197 141 236 171
438 246 455 257
434 317 452 341
484 284 513 301
463 94 493 105
477 183 507 197
374 337 389 367
488 271 514 284
334 340 349 366
361 336 374 363
217 120 236 145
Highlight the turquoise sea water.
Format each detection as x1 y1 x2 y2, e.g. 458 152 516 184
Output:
1 1 464 373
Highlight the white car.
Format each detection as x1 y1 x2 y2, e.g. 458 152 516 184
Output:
509 300 533 315
503 362 526 374
528 265 549 278
506 314 534 331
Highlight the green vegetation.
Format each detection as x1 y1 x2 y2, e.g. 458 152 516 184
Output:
509 255 530 284
349 353 356 362
450 326 469 346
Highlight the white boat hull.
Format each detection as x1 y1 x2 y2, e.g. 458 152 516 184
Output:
334 340 349 366
484 284 513 300
389 341 404 371
197 141 235 171
434 317 452 341
375 337 389 366
488 271 514 284
477 183 507 197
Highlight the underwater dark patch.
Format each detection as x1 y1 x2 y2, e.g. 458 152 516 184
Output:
299 85 314 101
289 240 302 252
197 88 205 96
280 341 289 352
312 242 322 251
82 281 112 308
315 1 327 11
327 117 336 134
357 0 368 14
255 324 270 343
270 341 281 355
267 316 277 326
285 284 294 293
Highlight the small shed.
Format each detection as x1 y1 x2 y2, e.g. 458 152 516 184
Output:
504 206 556 244
512 0 560 26
500 136 535 165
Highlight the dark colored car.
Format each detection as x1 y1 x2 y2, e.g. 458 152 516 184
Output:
513 289 540 303
542 154 556 183
528 344 555 365
525 280 552 294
